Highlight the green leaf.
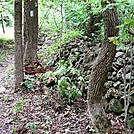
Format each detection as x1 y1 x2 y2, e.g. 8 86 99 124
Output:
108 37 119 45
124 19 132 24
3 96 8 101
116 43 126 50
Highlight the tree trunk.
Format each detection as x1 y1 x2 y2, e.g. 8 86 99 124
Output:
87 0 119 133
14 0 23 88
1 2 5 34
23 0 38 65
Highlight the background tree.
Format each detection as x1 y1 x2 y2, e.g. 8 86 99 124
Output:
0 1 5 34
24 0 38 65
14 0 23 88
87 0 119 133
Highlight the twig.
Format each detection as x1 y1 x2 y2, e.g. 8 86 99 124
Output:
128 29 134 36
52 8 59 30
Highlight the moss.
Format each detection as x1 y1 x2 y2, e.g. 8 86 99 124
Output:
0 36 14 48
129 106 134 115
108 98 123 114
128 118 134 128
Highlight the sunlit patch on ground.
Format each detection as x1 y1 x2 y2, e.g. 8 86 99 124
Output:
0 27 14 40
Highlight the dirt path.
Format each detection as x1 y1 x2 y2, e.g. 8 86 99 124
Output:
0 53 92 134
0 54 14 134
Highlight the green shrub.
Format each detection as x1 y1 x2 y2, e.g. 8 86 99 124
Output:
65 1 88 31
40 59 83 104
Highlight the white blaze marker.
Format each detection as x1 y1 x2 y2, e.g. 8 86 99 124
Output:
30 11 34 17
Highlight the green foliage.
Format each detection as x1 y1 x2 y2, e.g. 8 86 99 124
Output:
116 43 126 50
21 80 33 90
108 37 119 45
38 0 85 36
12 125 18 133
55 60 82 104
21 76 37 91
10 99 28 114
57 76 82 104
117 0 134 42
15 103 23 113
38 0 133 105
64 1 88 31
3 96 8 102
38 0 62 34
40 60 83 104
0 0 14 27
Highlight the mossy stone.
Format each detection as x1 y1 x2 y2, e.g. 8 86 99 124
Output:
108 98 123 114
129 106 134 115
128 118 134 128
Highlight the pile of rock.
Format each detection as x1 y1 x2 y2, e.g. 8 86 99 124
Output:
105 43 134 128
39 35 134 128
55 39 134 128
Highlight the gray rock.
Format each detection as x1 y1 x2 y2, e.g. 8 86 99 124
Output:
126 72 132 80
113 60 123 71
112 64 118 71
125 65 132 73
115 52 124 58
117 57 123 64
116 72 122 80
113 81 121 87
112 71 117 77
104 81 113 88
115 60 123 68
119 84 124 90
105 88 116 99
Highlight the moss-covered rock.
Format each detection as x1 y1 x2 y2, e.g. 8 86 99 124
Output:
129 106 134 115
128 118 134 128
108 98 123 114
130 95 134 104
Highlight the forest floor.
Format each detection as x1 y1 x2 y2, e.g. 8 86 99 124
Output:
0 49 93 134
0 45 133 134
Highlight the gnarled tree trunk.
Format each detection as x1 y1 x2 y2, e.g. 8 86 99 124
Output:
87 0 119 133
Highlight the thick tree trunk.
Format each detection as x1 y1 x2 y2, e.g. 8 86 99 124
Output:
14 0 23 88
87 0 119 133
23 0 38 65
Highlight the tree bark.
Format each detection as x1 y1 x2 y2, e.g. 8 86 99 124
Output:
14 0 23 88
1 2 5 34
23 0 38 65
87 0 119 133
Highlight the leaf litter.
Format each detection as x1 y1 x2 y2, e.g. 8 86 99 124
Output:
0 48 133 134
